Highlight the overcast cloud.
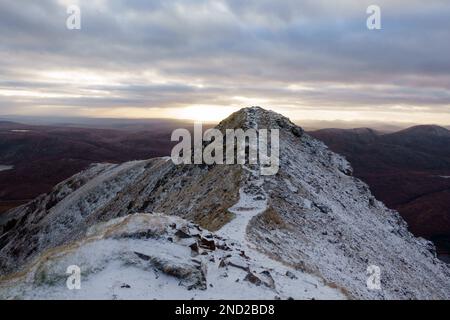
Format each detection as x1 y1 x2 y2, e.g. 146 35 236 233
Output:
0 0 449 123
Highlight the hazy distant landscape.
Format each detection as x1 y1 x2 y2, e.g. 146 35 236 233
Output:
0 119 188 212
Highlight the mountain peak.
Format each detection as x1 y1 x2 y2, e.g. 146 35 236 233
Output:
397 125 450 137
217 106 304 137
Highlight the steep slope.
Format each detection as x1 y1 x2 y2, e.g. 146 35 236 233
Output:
1 107 449 299
309 126 450 257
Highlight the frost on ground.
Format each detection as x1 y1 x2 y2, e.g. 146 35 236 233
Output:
0 107 449 300
0 214 344 300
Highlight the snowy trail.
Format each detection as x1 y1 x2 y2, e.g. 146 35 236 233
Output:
217 181 267 244
217 169 346 299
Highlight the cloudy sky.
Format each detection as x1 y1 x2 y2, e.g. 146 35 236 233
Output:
0 0 449 123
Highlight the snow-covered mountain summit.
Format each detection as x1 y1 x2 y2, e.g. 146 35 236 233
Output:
0 107 449 299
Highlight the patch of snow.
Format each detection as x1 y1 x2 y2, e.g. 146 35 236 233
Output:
0 165 13 172
283 178 298 193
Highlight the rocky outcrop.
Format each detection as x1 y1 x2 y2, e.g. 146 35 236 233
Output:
0 214 343 299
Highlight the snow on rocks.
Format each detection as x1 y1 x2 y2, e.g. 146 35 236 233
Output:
242 108 450 299
0 214 344 300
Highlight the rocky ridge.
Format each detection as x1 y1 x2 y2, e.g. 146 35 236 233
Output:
1 107 449 299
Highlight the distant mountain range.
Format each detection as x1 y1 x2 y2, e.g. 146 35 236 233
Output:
2 114 449 132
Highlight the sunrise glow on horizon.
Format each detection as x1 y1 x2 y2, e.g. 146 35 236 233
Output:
1 1 449 126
